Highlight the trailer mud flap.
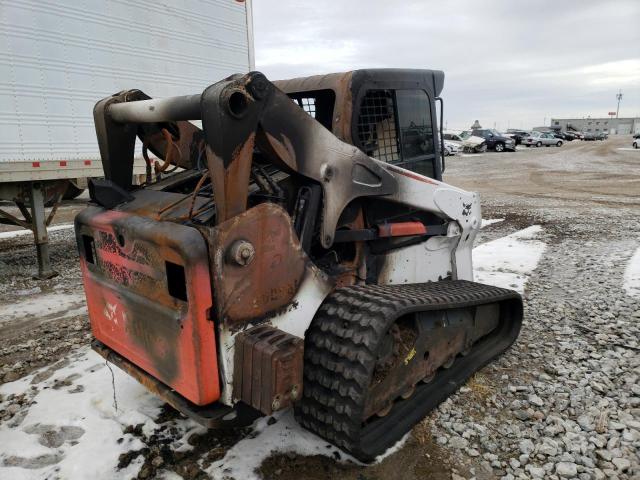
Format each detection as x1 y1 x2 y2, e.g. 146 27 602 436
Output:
75 206 219 405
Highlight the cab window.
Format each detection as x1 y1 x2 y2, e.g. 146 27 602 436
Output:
288 89 336 130
396 90 434 159
356 89 437 178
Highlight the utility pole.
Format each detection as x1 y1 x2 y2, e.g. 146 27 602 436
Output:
616 90 623 118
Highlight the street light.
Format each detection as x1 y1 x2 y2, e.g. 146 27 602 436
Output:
616 90 623 118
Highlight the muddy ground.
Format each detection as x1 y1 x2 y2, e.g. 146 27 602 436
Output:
1 136 639 479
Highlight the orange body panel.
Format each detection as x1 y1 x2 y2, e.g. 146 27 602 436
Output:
76 207 220 405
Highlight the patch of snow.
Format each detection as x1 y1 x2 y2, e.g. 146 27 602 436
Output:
157 471 185 480
204 405 409 478
14 287 42 297
207 410 355 479
374 432 410 463
616 147 640 151
0 292 86 326
473 225 546 293
481 218 504 228
0 349 352 480
0 347 168 479
205 407 409 478
0 224 74 240
623 246 640 297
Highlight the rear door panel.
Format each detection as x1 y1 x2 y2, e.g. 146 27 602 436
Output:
75 207 220 406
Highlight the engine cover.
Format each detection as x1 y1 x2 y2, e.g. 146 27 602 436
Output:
75 206 219 406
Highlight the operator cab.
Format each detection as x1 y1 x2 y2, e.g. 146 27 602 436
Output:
275 69 445 181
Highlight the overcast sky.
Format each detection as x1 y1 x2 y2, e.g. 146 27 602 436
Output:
253 0 640 131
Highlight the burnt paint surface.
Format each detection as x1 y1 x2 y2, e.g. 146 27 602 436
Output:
206 203 308 327
75 203 220 406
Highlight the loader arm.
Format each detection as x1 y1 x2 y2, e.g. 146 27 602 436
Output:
94 72 397 248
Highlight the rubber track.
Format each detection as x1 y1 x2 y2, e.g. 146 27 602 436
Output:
295 280 522 462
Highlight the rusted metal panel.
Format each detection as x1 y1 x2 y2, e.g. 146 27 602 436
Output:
233 325 304 415
273 71 354 142
204 132 256 222
75 203 219 406
207 202 308 326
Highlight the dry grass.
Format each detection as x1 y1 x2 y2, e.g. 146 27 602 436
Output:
413 417 432 446
465 373 493 400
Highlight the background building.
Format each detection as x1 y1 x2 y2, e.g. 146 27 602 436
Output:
550 117 640 135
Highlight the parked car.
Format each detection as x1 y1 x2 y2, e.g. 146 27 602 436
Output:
505 129 529 145
583 132 596 141
562 132 577 141
443 141 459 156
595 132 608 140
442 132 465 152
470 129 516 152
551 131 566 140
634 135 639 149
443 132 465 143
459 131 487 153
522 131 563 147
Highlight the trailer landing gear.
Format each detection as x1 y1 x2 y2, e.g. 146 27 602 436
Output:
0 180 66 279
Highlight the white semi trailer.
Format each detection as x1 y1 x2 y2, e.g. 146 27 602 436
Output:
0 0 254 277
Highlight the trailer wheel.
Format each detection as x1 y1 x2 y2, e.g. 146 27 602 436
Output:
63 182 85 200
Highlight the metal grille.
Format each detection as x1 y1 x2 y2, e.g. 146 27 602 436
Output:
356 90 399 162
294 97 316 118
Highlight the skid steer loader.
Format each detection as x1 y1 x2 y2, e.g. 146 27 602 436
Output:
76 69 523 461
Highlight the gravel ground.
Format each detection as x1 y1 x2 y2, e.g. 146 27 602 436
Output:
0 136 639 479
0 226 89 384
424 137 640 480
